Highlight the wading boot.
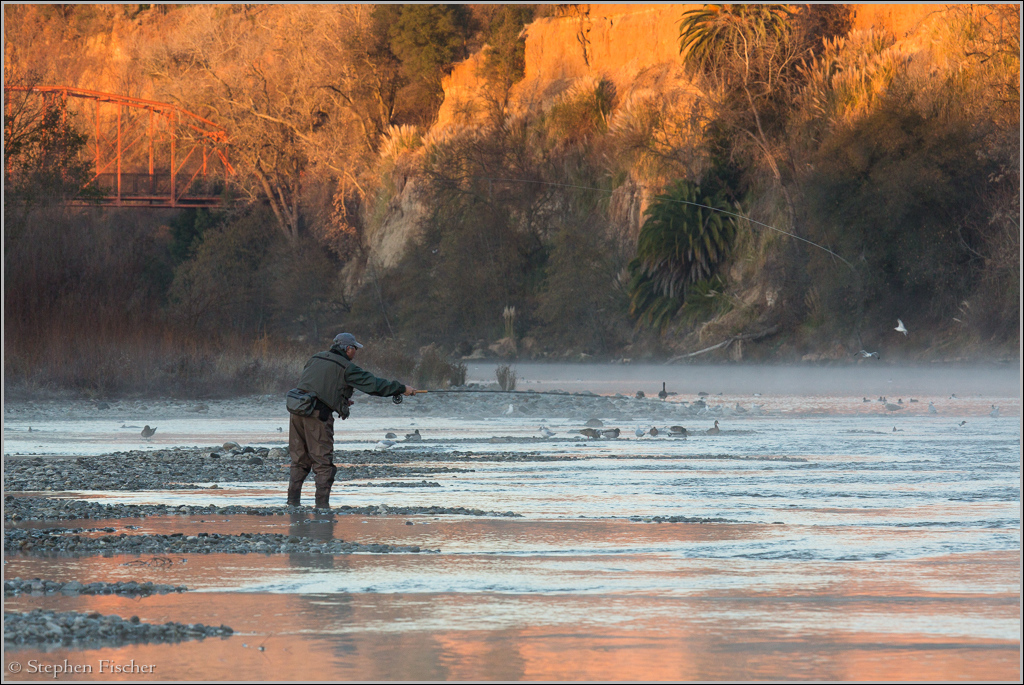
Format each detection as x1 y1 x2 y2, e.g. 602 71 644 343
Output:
314 492 331 511
286 483 303 507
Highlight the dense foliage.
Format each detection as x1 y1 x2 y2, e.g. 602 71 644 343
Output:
2 4 1019 397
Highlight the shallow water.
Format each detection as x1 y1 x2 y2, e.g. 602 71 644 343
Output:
3 365 1020 680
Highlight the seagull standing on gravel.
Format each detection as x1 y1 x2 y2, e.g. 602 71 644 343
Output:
505 404 514 415
141 425 157 439
895 319 908 335
539 426 556 438
375 440 396 451
635 427 645 438
928 402 938 414
990 405 1000 418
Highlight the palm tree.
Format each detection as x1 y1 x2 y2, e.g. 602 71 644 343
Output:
678 4 801 226
679 4 793 76
627 180 738 330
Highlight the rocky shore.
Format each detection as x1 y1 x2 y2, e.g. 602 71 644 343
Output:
630 515 739 524
6 579 187 597
5 609 232 648
5 496 520 522
2 447 482 493
5 527 434 556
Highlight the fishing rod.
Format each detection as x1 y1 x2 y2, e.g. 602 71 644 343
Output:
391 389 611 404
476 176 854 269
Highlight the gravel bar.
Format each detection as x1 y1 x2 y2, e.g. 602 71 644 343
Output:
5 496 520 521
6 578 187 597
3 448 475 492
5 609 232 649
5 528 436 556
629 515 739 523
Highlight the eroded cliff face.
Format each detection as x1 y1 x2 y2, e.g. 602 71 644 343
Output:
380 4 948 269
437 4 694 129
437 3 941 128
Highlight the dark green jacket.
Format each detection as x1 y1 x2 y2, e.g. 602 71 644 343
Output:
297 346 405 418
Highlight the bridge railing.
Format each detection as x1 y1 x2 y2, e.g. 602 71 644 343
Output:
86 173 226 201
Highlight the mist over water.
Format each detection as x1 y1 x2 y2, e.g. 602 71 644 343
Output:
465 362 1022 397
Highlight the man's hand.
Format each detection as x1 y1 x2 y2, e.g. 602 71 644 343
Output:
403 385 417 396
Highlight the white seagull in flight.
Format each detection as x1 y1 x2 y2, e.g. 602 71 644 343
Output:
895 319 908 335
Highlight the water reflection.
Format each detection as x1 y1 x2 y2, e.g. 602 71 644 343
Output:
287 511 346 571
4 588 1019 680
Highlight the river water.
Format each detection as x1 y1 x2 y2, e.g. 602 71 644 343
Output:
4 364 1020 680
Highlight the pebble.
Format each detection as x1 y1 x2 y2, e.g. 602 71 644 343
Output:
4 609 232 647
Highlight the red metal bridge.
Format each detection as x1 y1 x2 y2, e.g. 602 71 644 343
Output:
4 85 233 207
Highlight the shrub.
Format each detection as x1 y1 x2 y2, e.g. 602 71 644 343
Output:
414 344 467 389
495 364 517 391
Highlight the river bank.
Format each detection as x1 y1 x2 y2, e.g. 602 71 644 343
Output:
3 369 1019 680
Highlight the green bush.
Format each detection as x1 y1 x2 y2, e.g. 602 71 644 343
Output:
628 180 738 330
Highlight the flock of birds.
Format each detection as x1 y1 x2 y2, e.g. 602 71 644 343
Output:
861 395 1002 425
365 382 1003 450
568 420 721 440
372 420 723 449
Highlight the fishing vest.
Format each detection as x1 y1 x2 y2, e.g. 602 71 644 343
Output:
296 349 354 418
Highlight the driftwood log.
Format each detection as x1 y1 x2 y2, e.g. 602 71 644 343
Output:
665 326 779 364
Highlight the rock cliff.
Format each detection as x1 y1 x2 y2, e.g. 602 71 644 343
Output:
377 3 947 269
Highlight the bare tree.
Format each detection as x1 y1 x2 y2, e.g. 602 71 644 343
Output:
140 6 380 242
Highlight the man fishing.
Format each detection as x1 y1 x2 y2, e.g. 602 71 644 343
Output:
286 332 416 509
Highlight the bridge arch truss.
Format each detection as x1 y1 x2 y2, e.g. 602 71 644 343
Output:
5 85 234 208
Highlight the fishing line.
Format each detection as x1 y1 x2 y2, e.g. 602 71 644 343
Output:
475 176 854 269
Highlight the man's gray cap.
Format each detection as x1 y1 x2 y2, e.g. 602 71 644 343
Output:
333 332 363 349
